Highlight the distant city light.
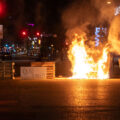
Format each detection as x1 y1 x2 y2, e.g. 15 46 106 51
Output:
27 23 34 27
21 31 27 36
0 2 3 15
49 47 51 49
0 1 5 17
5 44 8 47
28 36 31 40
33 37 37 41
95 27 100 46
51 44 54 47
107 1 111 4
40 34 43 37
38 39 41 44
53 34 57 38
11 44 15 47
22 32 26 35
36 32 40 36
95 27 107 47
32 41 35 45
65 42 69 45
115 6 120 16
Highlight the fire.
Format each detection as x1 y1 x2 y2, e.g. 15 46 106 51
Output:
68 33 109 79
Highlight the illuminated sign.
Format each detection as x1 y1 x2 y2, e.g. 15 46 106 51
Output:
95 27 100 46
95 27 107 46
115 6 120 16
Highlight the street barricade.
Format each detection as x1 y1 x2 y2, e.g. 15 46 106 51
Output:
31 62 55 79
21 67 47 80
0 62 15 80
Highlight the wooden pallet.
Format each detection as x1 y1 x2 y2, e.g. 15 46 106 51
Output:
31 62 55 79
0 62 15 80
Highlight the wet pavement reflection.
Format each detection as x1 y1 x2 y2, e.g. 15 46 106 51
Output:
0 79 120 120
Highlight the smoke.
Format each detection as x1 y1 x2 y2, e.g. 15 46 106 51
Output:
108 15 120 54
65 23 89 42
91 0 115 23
62 0 115 37
62 0 120 55
94 0 120 55
62 0 98 30
35 2 45 29
14 0 25 32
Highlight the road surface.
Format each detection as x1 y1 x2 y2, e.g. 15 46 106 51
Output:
0 79 120 120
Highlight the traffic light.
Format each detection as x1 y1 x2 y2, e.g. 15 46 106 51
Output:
36 32 40 36
0 1 6 17
22 31 26 35
21 30 27 36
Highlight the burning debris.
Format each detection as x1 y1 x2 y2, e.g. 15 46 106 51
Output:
68 33 109 79
62 0 120 79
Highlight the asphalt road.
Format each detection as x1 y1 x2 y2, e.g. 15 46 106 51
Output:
0 79 120 120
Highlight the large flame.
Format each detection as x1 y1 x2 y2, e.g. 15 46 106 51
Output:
68 34 109 79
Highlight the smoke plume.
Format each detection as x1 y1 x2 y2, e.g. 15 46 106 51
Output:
62 0 120 55
62 0 98 30
14 0 25 32
35 2 45 29
91 0 115 23
108 15 120 54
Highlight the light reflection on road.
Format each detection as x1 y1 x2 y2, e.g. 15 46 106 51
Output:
1 79 120 120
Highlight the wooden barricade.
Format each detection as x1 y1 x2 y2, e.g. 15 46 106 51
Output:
0 62 15 80
31 62 55 79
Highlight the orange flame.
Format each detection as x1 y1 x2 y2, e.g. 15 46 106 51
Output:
68 34 109 79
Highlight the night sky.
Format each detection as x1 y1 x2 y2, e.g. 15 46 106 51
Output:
1 0 120 45
0 0 75 46
5 0 119 32
5 0 73 33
